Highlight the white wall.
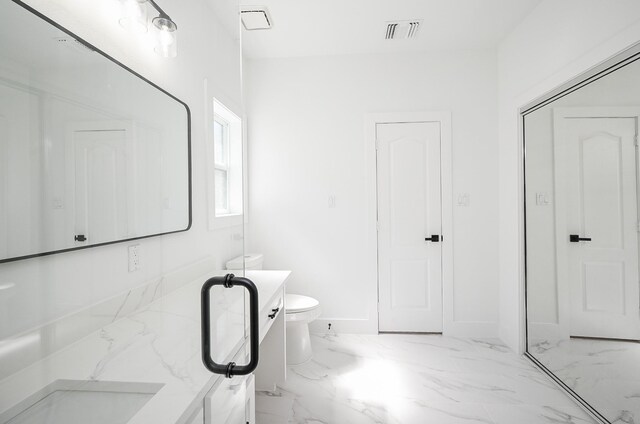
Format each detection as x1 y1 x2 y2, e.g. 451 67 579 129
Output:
0 0 244 340
497 0 640 351
244 50 500 336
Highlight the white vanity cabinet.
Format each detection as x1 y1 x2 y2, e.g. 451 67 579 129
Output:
195 271 289 424
187 349 256 424
185 377 255 424
205 374 255 424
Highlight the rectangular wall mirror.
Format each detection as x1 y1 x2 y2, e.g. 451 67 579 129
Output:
0 0 191 263
523 44 640 422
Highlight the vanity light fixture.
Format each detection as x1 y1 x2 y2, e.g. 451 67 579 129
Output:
118 0 178 58
148 0 178 58
118 0 148 33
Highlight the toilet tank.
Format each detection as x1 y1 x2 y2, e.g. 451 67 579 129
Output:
226 253 264 270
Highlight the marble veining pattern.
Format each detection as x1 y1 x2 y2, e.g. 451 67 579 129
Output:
0 257 221 381
530 338 640 424
256 334 596 424
0 270 291 424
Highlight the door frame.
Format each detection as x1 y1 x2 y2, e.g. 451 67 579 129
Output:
552 106 640 340
365 111 453 334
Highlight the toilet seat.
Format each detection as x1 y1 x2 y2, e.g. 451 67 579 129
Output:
285 294 321 323
286 294 319 313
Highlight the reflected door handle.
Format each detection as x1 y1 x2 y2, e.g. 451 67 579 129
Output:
74 234 86 242
425 235 442 242
569 234 592 243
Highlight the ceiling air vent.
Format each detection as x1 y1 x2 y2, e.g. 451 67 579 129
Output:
241 6 273 30
385 20 423 40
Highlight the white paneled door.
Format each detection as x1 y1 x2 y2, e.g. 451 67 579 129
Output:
556 114 640 340
377 122 443 333
73 129 129 244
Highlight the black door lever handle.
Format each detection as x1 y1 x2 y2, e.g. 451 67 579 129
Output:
569 234 592 242
425 235 442 242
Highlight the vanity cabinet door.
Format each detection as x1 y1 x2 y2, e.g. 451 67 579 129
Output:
245 375 255 424
204 373 255 424
204 344 255 424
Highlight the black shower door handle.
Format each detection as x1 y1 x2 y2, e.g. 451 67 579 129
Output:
201 274 259 378
569 234 592 243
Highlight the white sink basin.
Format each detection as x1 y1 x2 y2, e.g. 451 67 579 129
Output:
2 380 163 424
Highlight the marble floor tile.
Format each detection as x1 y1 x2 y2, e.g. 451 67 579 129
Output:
256 334 596 424
530 338 640 423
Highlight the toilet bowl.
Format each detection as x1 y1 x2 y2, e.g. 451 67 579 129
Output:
285 294 321 365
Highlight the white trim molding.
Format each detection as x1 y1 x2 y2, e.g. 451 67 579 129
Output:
365 111 460 336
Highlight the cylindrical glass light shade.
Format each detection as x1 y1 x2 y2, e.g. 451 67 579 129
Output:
119 0 148 33
153 16 177 58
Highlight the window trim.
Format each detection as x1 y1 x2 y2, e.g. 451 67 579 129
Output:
213 114 231 216
206 96 245 230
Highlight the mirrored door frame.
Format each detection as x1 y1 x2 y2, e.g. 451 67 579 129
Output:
521 40 640 424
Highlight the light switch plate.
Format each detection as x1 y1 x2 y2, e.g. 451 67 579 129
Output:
536 192 550 206
328 195 336 208
457 193 470 207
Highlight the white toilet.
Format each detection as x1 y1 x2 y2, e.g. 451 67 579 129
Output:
225 254 322 365
285 293 321 365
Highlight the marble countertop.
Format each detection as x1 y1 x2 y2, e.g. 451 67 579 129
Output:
0 269 290 424
245 270 288 314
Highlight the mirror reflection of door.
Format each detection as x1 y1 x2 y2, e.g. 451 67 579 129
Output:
71 127 130 245
554 109 640 341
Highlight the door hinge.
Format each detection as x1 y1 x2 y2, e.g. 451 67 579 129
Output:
375 139 380 150
635 134 639 147
376 221 380 231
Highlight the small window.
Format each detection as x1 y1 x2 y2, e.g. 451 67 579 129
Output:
210 99 243 222
213 117 230 214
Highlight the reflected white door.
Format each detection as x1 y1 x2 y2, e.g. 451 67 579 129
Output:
557 115 640 340
377 122 443 332
74 130 129 244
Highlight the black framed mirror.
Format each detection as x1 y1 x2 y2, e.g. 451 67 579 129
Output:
523 42 640 423
0 0 191 264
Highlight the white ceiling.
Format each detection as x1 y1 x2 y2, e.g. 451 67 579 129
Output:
239 0 542 59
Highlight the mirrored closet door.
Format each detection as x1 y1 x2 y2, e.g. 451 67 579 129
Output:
524 45 640 423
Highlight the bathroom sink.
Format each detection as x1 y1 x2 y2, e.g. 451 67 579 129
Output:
2 380 163 424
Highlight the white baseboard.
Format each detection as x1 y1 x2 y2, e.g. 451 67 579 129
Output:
309 317 499 339
309 318 378 334
528 322 568 343
443 321 499 339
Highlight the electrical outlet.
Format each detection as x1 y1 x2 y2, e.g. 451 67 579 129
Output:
128 245 140 272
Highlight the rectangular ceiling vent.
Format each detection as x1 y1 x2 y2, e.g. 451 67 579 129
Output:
241 6 273 30
385 20 423 40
